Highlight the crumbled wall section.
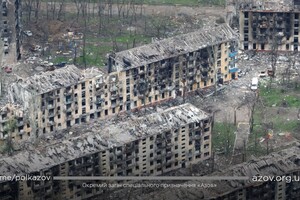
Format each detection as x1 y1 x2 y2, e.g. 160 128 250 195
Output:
2 24 238 143
110 24 237 71
0 103 212 200
131 145 300 200
239 0 300 51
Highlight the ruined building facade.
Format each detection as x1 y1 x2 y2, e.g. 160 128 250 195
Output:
108 24 238 110
0 104 212 200
133 145 300 200
0 24 237 143
239 0 300 51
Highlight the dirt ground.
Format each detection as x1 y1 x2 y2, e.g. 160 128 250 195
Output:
39 2 225 18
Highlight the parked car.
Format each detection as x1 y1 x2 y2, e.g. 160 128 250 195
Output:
258 70 267 78
23 30 33 36
4 43 8 51
250 77 259 91
267 68 274 76
2 66 12 73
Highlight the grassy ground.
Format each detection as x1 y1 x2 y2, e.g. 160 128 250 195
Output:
247 83 300 156
47 15 162 67
259 85 300 107
212 122 236 154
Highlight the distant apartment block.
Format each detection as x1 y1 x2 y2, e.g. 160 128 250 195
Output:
1 0 22 60
239 0 300 51
0 103 212 200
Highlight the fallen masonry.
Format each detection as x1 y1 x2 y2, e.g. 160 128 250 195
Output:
108 144 300 200
0 103 212 200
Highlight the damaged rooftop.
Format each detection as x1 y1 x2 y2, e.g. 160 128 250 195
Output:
0 103 209 178
133 144 300 200
112 24 237 71
240 0 300 12
9 65 104 95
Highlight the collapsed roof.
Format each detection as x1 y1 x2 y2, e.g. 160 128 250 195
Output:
132 145 300 199
9 65 103 95
0 103 210 179
111 24 237 71
239 0 298 12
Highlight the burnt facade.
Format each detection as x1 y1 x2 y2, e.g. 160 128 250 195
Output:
0 104 212 200
239 0 300 51
0 24 238 143
125 145 300 200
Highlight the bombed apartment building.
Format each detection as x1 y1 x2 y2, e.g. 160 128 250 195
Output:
1 24 237 143
125 145 300 200
239 0 300 51
6 65 105 141
1 0 22 60
0 104 31 144
0 103 212 200
108 24 238 110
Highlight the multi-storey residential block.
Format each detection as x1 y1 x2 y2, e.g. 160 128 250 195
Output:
0 104 30 144
121 145 300 200
0 103 212 200
1 24 237 143
1 0 22 60
6 65 104 140
108 24 238 110
239 0 300 51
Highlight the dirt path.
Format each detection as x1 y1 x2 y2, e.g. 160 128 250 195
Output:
40 2 225 17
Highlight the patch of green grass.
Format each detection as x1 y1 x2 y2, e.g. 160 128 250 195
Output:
87 33 151 45
249 103 300 156
52 56 69 64
77 45 113 67
259 86 300 107
273 118 299 133
212 122 236 154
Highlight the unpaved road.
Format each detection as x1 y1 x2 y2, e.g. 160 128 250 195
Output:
40 2 225 17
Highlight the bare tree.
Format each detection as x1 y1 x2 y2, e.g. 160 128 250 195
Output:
207 45 218 95
116 0 125 18
1 117 17 155
57 1 66 21
73 0 81 22
23 0 34 22
97 0 106 34
33 0 41 22
268 27 279 90
82 2 88 69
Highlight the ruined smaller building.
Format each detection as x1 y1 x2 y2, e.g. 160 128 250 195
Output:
0 104 28 142
127 145 300 200
7 65 104 140
239 0 300 51
0 103 212 200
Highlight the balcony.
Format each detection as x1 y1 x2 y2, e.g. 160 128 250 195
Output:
193 135 201 140
126 155 134 160
47 121 55 126
229 67 238 73
96 98 104 105
64 89 73 95
166 151 173 157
